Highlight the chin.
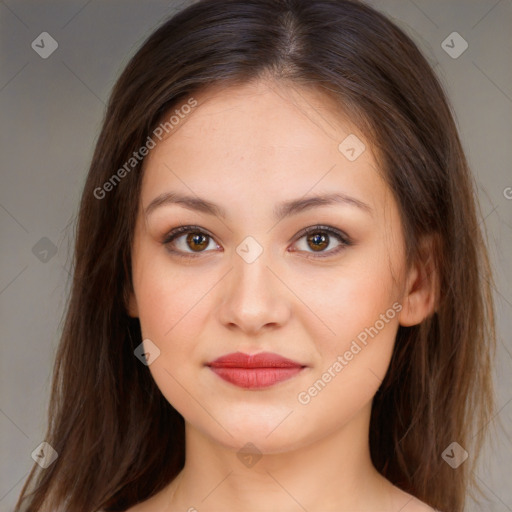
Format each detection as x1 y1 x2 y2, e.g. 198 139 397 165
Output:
194 408 317 456
215 428 308 456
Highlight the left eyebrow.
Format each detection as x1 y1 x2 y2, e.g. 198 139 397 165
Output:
144 191 373 219
274 192 373 219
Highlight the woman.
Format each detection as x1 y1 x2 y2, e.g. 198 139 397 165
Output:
16 0 496 511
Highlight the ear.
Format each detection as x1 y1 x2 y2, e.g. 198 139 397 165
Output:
398 234 439 327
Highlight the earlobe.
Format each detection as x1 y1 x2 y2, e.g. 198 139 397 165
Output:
398 236 438 327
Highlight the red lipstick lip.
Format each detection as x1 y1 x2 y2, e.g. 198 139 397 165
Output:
207 352 304 369
206 352 306 389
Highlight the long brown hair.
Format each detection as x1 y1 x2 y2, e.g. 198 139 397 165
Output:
15 1 496 510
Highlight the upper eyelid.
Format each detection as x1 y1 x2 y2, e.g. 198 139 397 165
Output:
293 225 349 241
163 224 348 240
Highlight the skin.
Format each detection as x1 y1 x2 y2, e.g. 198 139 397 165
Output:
126 79 437 512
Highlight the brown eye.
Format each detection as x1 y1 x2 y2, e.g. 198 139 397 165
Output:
162 225 219 258
291 225 352 259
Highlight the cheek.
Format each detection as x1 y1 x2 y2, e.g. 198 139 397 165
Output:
132 253 212 392
314 253 400 348
132 260 211 415
294 276 399 430
133 249 201 339
303 250 401 405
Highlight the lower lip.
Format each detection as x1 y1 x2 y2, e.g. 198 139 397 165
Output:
209 367 304 389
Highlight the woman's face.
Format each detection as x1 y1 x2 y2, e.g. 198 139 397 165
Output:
129 79 410 453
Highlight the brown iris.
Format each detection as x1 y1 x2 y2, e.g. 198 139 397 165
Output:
186 232 209 252
307 232 329 252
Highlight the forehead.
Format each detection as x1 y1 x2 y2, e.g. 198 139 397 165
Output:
140 79 387 213
165 80 359 155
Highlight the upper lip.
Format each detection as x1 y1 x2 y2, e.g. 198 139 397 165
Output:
207 352 305 368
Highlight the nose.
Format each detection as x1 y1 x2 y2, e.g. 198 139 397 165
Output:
217 249 292 335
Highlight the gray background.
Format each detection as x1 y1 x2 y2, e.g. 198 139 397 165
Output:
0 0 511 510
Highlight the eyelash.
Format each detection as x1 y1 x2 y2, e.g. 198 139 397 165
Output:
161 224 352 260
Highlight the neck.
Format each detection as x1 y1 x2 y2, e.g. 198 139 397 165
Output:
163 403 396 512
